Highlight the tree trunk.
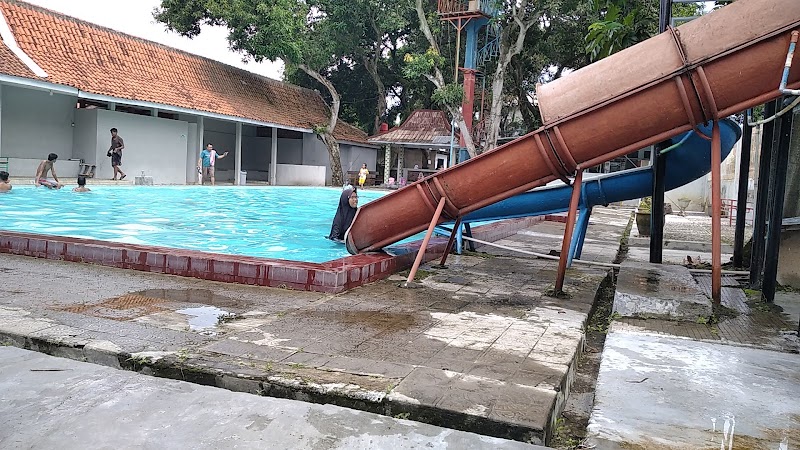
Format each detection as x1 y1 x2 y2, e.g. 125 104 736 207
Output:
320 132 344 187
415 0 477 157
365 13 388 134
364 55 387 134
484 4 538 151
299 64 344 186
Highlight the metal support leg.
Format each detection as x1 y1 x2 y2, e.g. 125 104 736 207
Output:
405 198 447 286
711 121 722 305
751 100 778 288
464 223 475 252
572 207 592 261
556 170 584 293
650 142 668 263
762 101 794 303
439 217 463 266
733 116 753 267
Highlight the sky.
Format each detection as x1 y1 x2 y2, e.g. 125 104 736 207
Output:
22 0 285 81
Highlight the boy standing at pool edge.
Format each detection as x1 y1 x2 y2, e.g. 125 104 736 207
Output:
197 143 229 186
108 128 126 181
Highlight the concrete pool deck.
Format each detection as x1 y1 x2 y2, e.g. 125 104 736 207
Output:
0 207 631 445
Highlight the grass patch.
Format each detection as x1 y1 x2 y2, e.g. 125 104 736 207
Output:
613 213 634 265
397 268 434 280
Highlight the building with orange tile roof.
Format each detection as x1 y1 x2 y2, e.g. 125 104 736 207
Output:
0 0 376 185
368 110 456 186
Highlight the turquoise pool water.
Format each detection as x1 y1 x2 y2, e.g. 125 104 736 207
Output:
0 186 387 263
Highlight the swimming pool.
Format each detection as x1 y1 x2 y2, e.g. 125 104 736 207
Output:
0 186 386 263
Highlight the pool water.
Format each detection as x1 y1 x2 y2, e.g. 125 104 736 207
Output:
0 186 387 263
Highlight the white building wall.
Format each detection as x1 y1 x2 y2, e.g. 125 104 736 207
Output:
277 138 303 165
340 143 378 175
186 123 198 183
95 109 189 184
72 108 98 164
0 85 75 160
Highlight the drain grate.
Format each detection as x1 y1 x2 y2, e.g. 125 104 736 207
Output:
58 294 169 321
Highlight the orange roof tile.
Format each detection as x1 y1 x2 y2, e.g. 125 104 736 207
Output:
368 110 455 146
0 0 369 144
0 40 35 78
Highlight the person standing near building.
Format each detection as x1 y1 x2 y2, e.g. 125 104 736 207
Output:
358 163 369 188
107 128 126 181
197 143 228 186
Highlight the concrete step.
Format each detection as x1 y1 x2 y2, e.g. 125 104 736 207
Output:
0 347 543 450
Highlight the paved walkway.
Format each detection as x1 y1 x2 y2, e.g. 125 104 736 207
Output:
0 346 542 450
0 207 632 445
587 330 800 450
586 250 800 449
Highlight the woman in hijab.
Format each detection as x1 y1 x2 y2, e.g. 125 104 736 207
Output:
327 187 358 242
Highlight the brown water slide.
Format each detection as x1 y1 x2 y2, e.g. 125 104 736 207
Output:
346 0 800 255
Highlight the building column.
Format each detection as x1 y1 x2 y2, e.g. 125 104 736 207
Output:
270 126 278 186
108 102 116 111
397 147 405 183
383 144 391 185
234 122 242 186
196 116 204 160
0 84 3 158
152 108 159 117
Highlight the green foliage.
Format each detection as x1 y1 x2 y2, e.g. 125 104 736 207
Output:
154 0 310 65
402 47 445 79
638 196 652 213
431 83 464 107
585 0 656 62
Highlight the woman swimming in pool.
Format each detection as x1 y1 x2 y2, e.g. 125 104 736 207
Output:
327 187 358 242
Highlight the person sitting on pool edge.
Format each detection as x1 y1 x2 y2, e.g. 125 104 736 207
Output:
327 187 358 242
72 176 91 192
34 153 63 189
0 171 11 192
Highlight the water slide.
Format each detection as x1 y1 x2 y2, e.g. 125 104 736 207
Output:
459 119 741 225
346 0 800 255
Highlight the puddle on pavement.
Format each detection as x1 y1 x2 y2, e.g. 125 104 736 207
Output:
176 306 234 335
297 311 417 333
633 270 690 294
635 270 661 293
132 289 240 307
56 289 239 326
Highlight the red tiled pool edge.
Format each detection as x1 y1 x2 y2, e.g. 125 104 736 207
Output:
0 216 545 292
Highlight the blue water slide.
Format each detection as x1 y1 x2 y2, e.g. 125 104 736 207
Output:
443 118 741 260
461 119 741 223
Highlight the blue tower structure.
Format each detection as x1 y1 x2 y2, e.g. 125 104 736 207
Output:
436 0 500 163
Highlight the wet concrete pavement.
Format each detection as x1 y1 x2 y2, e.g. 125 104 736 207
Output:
587 330 800 450
587 234 800 449
0 207 633 445
0 346 543 450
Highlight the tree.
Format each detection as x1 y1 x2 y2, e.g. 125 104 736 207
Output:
506 0 595 133
406 0 478 158
584 0 657 61
154 0 355 186
483 0 548 151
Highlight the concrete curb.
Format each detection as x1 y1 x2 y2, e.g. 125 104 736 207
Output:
0 325 562 444
628 236 734 253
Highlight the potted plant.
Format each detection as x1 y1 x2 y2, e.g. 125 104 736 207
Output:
636 196 652 236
